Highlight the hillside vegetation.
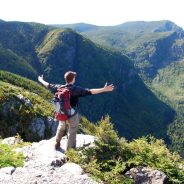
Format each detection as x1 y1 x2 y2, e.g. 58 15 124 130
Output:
0 70 52 100
0 71 53 140
57 20 184 156
152 60 184 156
0 20 184 181
1 117 184 183
0 44 37 78
59 20 184 79
0 21 53 80
0 20 175 142
68 116 184 184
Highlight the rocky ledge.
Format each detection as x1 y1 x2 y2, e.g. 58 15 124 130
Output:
0 134 168 184
0 134 98 184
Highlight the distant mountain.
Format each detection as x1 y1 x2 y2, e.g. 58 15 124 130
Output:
56 20 184 79
52 23 97 32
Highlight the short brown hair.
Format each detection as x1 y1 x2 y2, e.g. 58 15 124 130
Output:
64 71 76 83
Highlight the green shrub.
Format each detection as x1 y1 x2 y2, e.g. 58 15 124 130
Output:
0 142 24 168
0 70 52 100
78 116 97 135
67 116 184 184
126 137 184 183
67 116 133 184
0 80 53 140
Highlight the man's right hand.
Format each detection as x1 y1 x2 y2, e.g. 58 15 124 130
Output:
38 75 49 88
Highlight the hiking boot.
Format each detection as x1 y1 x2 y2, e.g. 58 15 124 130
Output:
55 142 60 150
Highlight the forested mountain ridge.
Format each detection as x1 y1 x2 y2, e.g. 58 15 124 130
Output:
57 20 184 79
0 20 175 144
0 21 53 79
56 20 184 156
152 60 184 156
1 20 184 182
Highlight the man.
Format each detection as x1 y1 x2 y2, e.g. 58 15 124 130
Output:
38 71 114 150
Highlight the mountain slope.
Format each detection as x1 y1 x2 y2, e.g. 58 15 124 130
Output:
0 21 53 80
36 27 175 140
0 44 37 78
152 59 184 156
0 71 53 140
0 20 175 141
57 20 184 79
52 23 98 32
54 20 184 155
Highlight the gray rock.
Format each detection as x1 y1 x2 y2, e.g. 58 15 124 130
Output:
2 136 22 145
46 117 58 136
17 94 33 107
0 134 98 184
2 100 20 116
125 166 168 184
1 94 54 141
0 167 15 175
29 117 59 140
29 118 46 138
60 163 84 175
76 134 95 148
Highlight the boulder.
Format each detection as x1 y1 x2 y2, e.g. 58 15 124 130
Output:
0 167 15 175
60 163 84 175
45 117 59 137
29 118 46 139
125 166 168 184
2 136 22 145
17 94 33 107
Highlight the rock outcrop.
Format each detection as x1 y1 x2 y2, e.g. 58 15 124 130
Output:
0 135 169 184
28 117 59 139
1 93 58 141
0 134 97 184
125 166 168 184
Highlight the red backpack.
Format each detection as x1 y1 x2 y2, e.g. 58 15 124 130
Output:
53 86 72 121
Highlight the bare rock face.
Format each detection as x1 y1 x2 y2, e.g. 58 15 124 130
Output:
45 117 59 137
0 134 98 184
125 166 168 184
0 93 58 141
28 116 59 141
29 118 46 139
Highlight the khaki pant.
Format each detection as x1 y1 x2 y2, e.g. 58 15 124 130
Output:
55 113 79 150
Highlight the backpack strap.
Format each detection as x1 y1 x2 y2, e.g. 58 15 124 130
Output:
57 84 72 90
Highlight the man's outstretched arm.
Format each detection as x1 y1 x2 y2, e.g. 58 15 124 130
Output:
38 75 49 88
90 83 114 95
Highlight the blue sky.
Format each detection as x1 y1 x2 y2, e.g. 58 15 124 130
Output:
0 0 184 28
